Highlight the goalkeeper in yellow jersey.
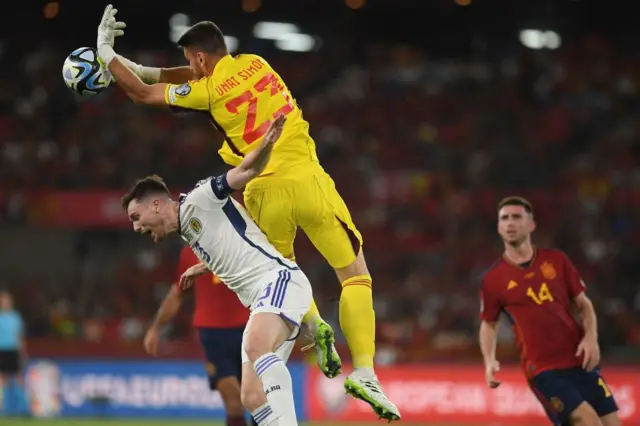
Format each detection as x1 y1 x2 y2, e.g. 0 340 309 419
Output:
96 6 399 420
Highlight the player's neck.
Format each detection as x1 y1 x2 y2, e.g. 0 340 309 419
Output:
206 53 226 75
504 241 535 264
165 202 180 235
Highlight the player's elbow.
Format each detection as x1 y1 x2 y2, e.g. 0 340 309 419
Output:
130 85 163 106
574 293 594 312
131 86 153 105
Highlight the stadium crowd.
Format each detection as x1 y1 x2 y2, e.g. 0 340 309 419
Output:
1 33 639 363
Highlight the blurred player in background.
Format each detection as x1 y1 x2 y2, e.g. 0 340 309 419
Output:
96 5 399 420
479 197 621 426
0 290 29 417
144 246 256 426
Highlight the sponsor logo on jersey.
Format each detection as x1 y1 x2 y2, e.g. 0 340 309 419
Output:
194 242 212 264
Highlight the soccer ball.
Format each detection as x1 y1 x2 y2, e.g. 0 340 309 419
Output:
62 47 112 97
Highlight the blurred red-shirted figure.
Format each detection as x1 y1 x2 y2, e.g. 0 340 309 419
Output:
144 246 252 426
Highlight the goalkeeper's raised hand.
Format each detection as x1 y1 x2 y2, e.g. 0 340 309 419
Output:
96 5 125 49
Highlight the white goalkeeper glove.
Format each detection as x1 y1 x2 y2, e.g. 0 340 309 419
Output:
96 4 125 66
116 55 161 84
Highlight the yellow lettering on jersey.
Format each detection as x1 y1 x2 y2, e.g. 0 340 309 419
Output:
212 275 222 285
507 280 518 290
527 282 555 305
524 272 535 279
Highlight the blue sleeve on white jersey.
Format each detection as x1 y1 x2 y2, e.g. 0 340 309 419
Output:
211 173 234 200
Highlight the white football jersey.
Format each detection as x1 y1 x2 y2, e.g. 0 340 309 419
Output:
178 174 299 307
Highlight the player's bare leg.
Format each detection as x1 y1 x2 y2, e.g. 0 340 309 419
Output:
599 411 622 426
569 402 604 426
217 376 253 426
335 250 400 422
244 313 299 426
241 363 280 426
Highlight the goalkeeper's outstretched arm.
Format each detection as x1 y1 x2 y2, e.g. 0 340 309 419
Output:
99 46 169 107
117 55 194 84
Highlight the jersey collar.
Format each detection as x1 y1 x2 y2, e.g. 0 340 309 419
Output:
177 194 187 236
213 54 234 75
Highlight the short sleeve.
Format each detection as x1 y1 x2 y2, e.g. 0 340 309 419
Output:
165 78 210 111
560 252 586 298
480 277 502 322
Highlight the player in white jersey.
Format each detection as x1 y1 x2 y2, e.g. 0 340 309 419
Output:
121 116 305 426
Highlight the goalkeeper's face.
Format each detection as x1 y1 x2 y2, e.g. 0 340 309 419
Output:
127 198 170 243
497 205 535 246
184 48 212 80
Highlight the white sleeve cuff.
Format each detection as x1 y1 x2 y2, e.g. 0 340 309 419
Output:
97 45 116 66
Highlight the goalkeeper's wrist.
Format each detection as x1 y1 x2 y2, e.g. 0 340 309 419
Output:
117 54 161 83
139 66 161 84
97 45 116 66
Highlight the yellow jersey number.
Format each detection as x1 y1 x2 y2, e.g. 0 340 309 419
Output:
225 73 294 144
527 283 555 305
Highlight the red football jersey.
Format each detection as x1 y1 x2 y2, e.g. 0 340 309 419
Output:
176 246 249 328
480 248 587 377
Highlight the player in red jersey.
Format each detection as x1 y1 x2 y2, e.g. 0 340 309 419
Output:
479 196 620 426
144 246 255 426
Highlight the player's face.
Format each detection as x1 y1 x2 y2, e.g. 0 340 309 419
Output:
498 205 535 246
127 199 168 243
183 48 209 79
0 293 12 310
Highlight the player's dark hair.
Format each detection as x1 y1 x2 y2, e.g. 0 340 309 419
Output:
121 174 171 210
177 21 228 54
498 196 534 215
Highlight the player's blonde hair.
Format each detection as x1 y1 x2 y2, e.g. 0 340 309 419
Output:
121 174 171 209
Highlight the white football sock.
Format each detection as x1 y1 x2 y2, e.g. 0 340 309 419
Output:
254 352 298 426
251 402 279 426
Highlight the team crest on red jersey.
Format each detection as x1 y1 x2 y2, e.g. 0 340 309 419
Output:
540 262 556 280
550 396 564 412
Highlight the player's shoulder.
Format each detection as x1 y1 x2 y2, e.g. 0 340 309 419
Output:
480 256 508 287
537 247 568 263
235 53 269 65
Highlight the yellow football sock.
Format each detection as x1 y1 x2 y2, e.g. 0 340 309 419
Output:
340 274 375 368
302 298 321 324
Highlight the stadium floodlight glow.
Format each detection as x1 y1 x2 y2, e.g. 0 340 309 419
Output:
169 13 190 43
519 29 562 50
224 35 239 52
253 22 301 40
274 33 316 52
169 13 189 27
544 31 561 50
